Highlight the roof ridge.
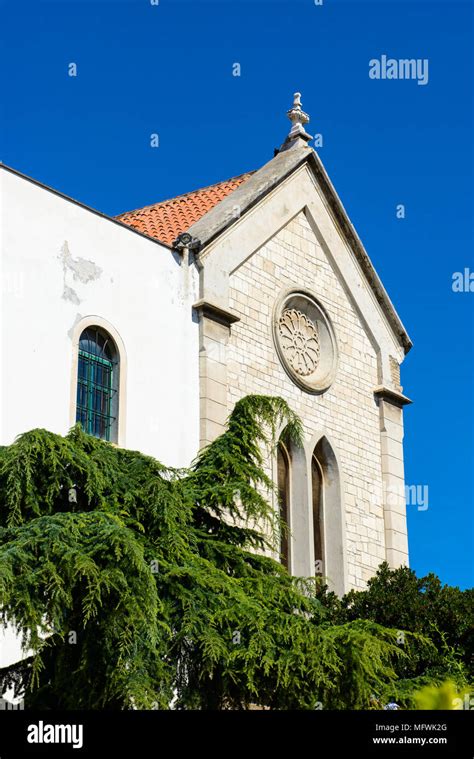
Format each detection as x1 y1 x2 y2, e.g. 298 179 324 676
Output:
116 170 255 219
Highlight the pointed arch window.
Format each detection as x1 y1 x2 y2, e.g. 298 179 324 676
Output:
311 454 324 575
76 326 119 442
277 441 290 570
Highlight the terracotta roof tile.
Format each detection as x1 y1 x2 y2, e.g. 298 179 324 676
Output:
116 172 254 247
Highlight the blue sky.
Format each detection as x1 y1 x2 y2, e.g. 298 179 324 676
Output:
1 0 473 589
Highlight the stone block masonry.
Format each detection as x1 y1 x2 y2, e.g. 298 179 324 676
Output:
227 211 390 590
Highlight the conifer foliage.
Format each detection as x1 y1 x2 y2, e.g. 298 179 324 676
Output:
0 396 426 709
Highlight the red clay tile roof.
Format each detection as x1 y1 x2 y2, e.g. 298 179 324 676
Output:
116 172 254 247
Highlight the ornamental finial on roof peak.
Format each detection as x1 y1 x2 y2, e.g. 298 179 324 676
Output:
278 92 313 152
287 92 313 141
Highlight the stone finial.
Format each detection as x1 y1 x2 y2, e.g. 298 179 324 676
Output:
276 92 313 154
286 92 313 144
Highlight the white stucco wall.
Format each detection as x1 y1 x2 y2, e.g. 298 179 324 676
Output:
0 168 200 467
0 626 29 673
0 167 200 669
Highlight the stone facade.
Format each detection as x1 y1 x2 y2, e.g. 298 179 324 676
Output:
190 144 412 595
227 211 386 591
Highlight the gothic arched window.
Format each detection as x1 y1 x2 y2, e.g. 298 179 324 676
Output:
76 326 119 442
277 441 290 570
311 454 324 575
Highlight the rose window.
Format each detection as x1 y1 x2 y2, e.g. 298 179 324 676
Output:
273 289 337 393
278 309 320 376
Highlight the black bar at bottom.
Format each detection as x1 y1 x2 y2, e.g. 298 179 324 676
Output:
0 709 472 757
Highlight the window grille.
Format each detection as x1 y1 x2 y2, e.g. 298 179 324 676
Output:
76 327 117 441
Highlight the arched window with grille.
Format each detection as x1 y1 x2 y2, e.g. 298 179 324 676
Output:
75 326 119 442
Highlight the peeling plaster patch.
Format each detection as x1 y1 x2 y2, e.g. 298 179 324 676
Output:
59 241 102 284
59 241 103 306
67 313 84 340
63 285 81 305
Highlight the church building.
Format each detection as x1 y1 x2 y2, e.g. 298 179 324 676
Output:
0 94 412 599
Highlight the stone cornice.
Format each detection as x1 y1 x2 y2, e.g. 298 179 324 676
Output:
374 385 413 407
192 299 240 326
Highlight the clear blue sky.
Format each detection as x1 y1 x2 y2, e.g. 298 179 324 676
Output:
1 0 473 589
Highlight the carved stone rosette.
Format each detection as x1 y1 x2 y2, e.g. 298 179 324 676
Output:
278 309 320 377
273 289 338 394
